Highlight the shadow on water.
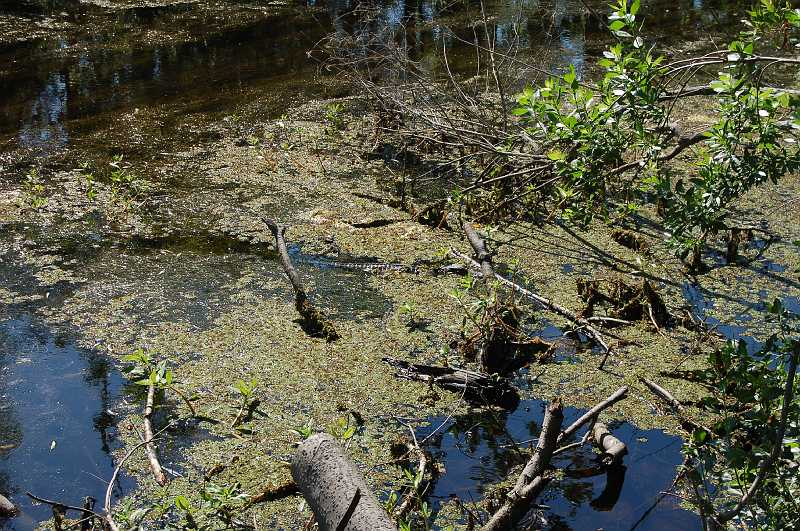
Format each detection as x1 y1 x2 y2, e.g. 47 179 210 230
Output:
418 398 701 530
0 314 135 530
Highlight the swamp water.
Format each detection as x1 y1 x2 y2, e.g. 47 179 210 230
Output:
0 0 791 529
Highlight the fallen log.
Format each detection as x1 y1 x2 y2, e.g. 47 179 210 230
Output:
483 401 564 531
291 434 397 531
264 218 339 341
593 422 628 466
449 248 619 369
144 383 168 486
382 357 520 409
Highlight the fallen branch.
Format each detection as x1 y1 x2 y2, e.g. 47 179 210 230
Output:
557 387 629 446
449 248 619 369
292 433 397 531
382 356 520 409
392 429 430 521
104 425 173 531
483 400 564 530
25 493 105 521
264 218 340 341
144 384 168 487
639 377 711 436
593 422 628 466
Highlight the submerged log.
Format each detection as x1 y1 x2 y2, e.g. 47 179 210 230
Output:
593 422 628 466
382 357 520 409
264 218 339 341
291 434 397 531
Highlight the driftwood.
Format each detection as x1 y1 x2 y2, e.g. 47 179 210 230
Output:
291 434 397 531
0 494 16 517
264 218 340 341
382 357 520 409
144 384 168 486
593 422 628 466
449 248 619 369
392 436 429 520
557 387 629 446
483 401 564 531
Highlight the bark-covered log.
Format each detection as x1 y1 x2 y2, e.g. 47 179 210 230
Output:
291 434 397 531
382 357 520 409
483 401 564 531
593 422 628 466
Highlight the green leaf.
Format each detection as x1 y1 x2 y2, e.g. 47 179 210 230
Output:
609 20 626 31
547 150 566 161
174 495 191 512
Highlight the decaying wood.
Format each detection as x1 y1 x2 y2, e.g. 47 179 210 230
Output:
449 248 619 369
292 433 397 531
593 422 628 466
382 357 520 409
557 387 629 446
483 401 564 531
144 384 168 486
264 218 340 341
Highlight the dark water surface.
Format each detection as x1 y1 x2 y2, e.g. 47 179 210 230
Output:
419 398 700 530
0 314 135 530
1 0 748 160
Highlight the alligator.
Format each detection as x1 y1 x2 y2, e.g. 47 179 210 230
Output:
295 255 467 276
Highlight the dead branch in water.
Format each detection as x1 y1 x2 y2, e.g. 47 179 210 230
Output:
263 218 340 341
144 383 168 487
450 248 619 369
483 400 564 530
593 422 628 466
557 387 629 446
